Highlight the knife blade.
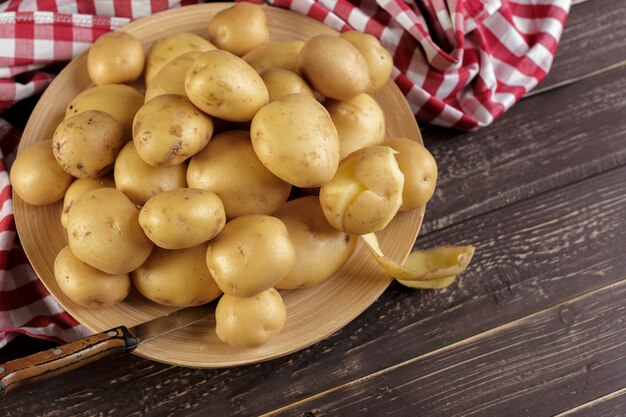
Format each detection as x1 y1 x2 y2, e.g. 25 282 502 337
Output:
0 303 213 398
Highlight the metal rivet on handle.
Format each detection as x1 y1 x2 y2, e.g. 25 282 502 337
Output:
107 330 118 337
52 348 63 355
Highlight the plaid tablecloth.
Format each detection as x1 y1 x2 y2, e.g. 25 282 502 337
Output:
0 0 570 348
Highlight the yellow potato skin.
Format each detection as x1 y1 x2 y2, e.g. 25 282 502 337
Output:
207 2 269 56
261 68 315 102
274 196 357 289
206 215 295 298
144 52 202 102
67 188 154 275
10 140 73 206
61 176 115 228
242 40 305 74
340 32 393 93
132 244 222 307
215 288 286 348
54 245 130 308
139 188 226 250
186 130 291 219
87 31 145 85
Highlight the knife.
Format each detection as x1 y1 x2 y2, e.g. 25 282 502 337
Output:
0 303 212 397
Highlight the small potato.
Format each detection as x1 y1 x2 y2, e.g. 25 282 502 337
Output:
325 93 386 160
54 246 130 308
207 2 269 56
132 244 222 307
242 40 305 74
261 68 314 102
132 94 214 167
53 110 124 178
206 215 295 298
385 137 438 211
145 32 216 85
10 140 73 206
114 141 187 206
139 188 225 250
298 35 370 101
61 176 115 228
250 93 340 188
320 146 404 235
340 32 393 93
144 52 202 102
187 130 291 218
185 50 269 122
67 188 154 275
65 84 144 141
87 31 144 85
274 196 357 289
215 288 286 348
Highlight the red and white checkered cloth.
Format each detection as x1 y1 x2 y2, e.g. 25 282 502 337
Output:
0 0 570 348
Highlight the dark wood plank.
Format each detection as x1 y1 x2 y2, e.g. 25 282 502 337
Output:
420 65 626 235
557 387 626 417
268 279 626 417
1 151 625 417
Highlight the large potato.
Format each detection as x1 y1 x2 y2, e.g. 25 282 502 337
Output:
206 215 294 298
207 2 269 56
144 52 202 102
261 68 314 102
114 141 187 205
385 137 438 211
298 35 370 101
87 31 144 85
67 188 153 275
132 244 222 307
320 146 404 235
145 32 215 85
185 50 269 122
10 140 73 206
242 40 305 74
139 188 225 250
54 245 130 308
325 93 386 160
215 288 286 348
274 196 357 289
340 32 393 93
53 110 124 178
186 130 291 218
65 84 144 141
132 94 214 167
250 93 340 188
61 176 115 228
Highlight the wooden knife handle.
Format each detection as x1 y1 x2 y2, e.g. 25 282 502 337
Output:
0 326 138 397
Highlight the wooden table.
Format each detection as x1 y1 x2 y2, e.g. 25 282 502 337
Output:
2 0 625 415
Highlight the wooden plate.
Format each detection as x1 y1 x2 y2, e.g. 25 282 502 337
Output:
14 3 423 368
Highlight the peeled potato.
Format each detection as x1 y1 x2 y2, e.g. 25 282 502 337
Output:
87 31 144 85
207 2 269 56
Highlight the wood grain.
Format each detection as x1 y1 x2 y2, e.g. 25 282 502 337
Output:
556 387 626 417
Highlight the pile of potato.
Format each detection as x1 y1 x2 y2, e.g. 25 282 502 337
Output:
10 3 440 348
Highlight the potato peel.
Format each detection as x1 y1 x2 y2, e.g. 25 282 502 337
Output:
360 233 474 288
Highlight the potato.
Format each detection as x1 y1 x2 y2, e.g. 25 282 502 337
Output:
144 52 202 102
242 40 305 74
132 244 222 307
185 50 269 122
274 196 357 289
53 110 124 178
87 31 144 85
54 245 130 308
67 188 153 275
206 215 294 298
187 130 291 218
10 140 73 206
132 94 214 167
385 137 438 211
61 176 115 228
139 188 225 250
65 84 144 141
319 146 404 235
145 32 215 85
114 141 187 205
298 34 370 101
215 288 286 348
339 32 393 93
250 93 340 187
207 2 269 56
325 93 386 160
261 68 314 102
